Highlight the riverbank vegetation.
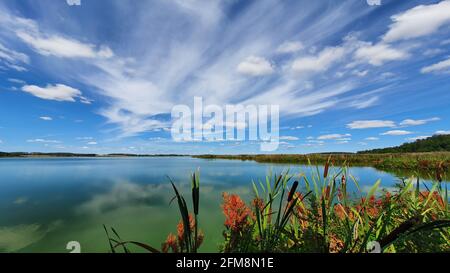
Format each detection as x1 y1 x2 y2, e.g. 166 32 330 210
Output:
104 162 450 253
194 152 450 175
194 135 450 174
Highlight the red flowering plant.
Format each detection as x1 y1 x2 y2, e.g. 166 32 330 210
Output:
161 214 204 253
221 193 254 252
221 172 308 252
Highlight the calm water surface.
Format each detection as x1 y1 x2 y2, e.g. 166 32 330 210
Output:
0 157 443 253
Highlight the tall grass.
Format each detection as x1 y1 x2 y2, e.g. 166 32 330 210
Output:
194 152 450 177
104 171 203 253
221 161 449 253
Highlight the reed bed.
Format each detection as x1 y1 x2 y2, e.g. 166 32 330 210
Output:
194 152 450 176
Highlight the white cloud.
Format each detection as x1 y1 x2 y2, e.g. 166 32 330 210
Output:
39 116 53 121
21 84 85 102
76 137 94 140
352 70 369 77
292 46 345 73
347 120 396 129
381 130 412 136
0 139 3 144
365 137 379 141
354 43 409 66
306 140 324 145
8 78 26 84
276 41 303 54
383 1 450 42
348 96 379 109
279 136 299 141
1 1 424 140
399 117 440 126
79 96 93 105
0 42 29 71
290 126 304 130
87 141 98 145
317 133 351 140
423 48 445 56
17 31 112 59
435 130 450 135
66 0 81 6
237 56 274 76
421 57 450 73
27 139 61 143
406 135 430 142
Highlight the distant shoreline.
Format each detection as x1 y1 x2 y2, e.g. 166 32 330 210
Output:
0 152 189 158
193 152 450 175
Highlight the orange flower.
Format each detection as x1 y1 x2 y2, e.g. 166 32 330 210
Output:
419 191 445 208
385 191 391 202
162 233 178 253
334 204 346 220
251 197 265 212
177 214 196 242
222 192 252 232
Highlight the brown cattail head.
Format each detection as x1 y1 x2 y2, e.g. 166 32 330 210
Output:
436 162 443 182
325 185 331 200
323 161 329 178
341 174 346 185
288 181 299 202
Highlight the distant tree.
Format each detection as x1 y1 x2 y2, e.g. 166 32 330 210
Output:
358 134 450 154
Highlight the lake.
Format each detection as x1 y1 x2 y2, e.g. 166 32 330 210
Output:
0 157 443 253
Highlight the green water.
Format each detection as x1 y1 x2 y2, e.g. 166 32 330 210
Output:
0 157 443 253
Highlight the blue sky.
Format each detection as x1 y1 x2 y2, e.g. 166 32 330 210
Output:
0 0 449 155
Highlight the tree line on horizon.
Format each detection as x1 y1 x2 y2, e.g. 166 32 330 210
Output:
359 134 450 154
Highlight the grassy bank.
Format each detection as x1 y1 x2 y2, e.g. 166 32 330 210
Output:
194 152 450 174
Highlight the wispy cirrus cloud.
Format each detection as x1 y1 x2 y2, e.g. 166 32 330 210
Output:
0 0 449 153
421 57 450 74
0 42 29 71
399 117 440 126
26 138 61 143
276 41 303 54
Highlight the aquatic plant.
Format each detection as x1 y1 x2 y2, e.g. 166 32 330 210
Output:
104 161 449 253
104 171 203 253
221 161 450 253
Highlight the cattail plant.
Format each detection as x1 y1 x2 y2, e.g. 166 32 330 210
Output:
103 172 203 253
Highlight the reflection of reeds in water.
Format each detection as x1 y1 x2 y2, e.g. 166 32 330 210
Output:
104 161 450 253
